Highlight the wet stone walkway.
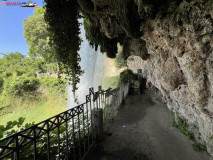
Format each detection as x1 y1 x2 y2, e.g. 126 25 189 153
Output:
85 90 213 160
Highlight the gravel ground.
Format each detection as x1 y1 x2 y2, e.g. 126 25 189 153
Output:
85 90 213 160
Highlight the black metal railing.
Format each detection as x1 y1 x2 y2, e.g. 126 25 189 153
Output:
0 84 129 160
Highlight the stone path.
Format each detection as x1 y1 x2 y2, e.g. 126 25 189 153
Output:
86 90 213 160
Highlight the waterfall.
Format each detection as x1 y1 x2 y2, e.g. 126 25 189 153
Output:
67 21 107 108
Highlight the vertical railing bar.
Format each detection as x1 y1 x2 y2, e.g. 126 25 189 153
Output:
72 117 76 160
0 85 129 160
96 95 98 109
90 94 94 144
115 93 116 111
100 92 102 109
96 98 98 109
93 94 95 110
99 93 101 108
109 95 110 122
65 113 69 160
94 94 97 143
102 92 104 109
102 92 104 108
98 92 100 109
107 96 110 122
57 117 60 160
110 95 112 120
47 121 50 160
105 94 107 123
33 128 37 160
110 95 112 121
86 102 90 149
113 94 115 117
119 88 120 105
104 94 107 124
103 97 105 124
108 95 112 122
14 135 19 160
104 93 106 123
77 111 81 159
82 104 86 156
94 97 96 109
105 95 107 123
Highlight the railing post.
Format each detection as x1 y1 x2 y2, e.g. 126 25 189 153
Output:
91 108 104 141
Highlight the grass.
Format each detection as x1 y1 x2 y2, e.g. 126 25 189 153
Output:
193 141 207 151
103 76 120 90
0 91 67 126
170 109 195 140
170 109 207 152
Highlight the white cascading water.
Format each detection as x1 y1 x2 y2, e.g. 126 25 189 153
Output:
67 21 107 108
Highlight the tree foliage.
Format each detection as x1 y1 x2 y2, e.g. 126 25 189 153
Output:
2 76 40 98
44 0 83 93
115 51 127 69
23 7 55 62
119 69 138 84
0 52 64 101
0 117 30 139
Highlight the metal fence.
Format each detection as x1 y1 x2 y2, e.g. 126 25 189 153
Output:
0 83 129 160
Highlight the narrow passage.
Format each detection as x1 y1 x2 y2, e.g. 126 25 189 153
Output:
86 90 212 160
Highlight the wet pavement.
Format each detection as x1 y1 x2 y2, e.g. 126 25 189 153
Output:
85 90 213 160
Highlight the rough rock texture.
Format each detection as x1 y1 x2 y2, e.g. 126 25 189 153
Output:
123 38 150 60
127 0 213 156
79 0 213 156
100 16 124 39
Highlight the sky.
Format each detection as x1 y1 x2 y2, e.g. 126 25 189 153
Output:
0 0 44 57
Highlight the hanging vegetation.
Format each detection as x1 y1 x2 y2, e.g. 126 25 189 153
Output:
44 0 83 93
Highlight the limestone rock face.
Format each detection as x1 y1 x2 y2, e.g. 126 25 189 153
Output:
123 38 149 60
100 16 124 39
79 0 213 156
128 0 213 156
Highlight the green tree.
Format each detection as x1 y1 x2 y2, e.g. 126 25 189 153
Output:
0 52 41 101
23 7 55 62
0 52 25 76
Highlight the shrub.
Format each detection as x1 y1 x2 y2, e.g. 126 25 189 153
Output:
170 109 207 152
193 141 207 152
119 69 137 84
40 77 66 95
115 51 127 69
2 76 40 99
170 110 194 139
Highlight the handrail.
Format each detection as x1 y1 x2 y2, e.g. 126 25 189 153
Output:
0 83 129 160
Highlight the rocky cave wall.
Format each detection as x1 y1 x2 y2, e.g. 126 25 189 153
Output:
128 0 213 155
78 0 213 156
